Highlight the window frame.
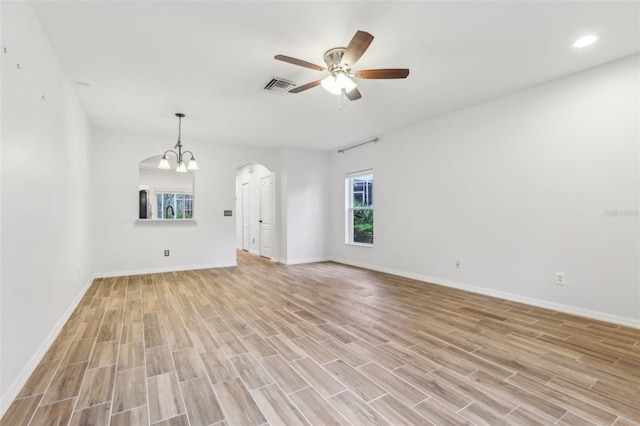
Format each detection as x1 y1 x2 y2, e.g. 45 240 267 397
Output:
155 190 194 220
345 170 374 247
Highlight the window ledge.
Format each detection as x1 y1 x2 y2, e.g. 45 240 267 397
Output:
136 219 197 223
345 242 374 248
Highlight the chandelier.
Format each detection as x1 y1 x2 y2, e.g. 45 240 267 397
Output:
158 113 199 172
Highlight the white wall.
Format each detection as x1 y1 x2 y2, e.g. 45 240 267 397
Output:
280 148 330 264
92 128 281 275
330 55 640 326
1 2 94 407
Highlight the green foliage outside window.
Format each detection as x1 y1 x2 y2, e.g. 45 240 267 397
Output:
353 201 373 244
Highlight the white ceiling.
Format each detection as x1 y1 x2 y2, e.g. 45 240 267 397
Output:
30 1 639 151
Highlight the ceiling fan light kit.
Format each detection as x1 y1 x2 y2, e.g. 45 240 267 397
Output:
319 47 358 95
275 30 409 102
321 72 357 95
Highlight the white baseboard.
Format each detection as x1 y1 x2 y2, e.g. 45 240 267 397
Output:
93 262 236 278
1 276 94 418
284 257 330 265
330 257 640 330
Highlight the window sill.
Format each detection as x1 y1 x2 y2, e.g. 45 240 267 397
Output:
136 219 197 223
345 242 374 248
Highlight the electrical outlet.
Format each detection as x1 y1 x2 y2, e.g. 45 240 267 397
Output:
455 260 461 268
556 272 565 285
164 250 170 257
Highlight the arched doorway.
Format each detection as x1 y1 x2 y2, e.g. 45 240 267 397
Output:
235 163 277 261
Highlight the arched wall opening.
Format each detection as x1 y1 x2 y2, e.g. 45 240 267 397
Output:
139 154 195 220
235 162 277 261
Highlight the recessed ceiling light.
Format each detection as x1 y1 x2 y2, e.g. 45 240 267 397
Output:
573 35 598 48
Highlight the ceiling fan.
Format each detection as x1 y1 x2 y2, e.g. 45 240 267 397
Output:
275 30 409 101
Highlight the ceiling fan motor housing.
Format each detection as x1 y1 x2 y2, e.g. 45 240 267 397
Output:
324 47 348 72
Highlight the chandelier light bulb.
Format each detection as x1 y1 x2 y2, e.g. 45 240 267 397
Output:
158 155 171 170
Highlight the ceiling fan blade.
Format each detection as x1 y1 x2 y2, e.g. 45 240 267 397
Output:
345 88 362 101
353 69 410 79
274 55 327 72
288 79 323 93
341 31 374 67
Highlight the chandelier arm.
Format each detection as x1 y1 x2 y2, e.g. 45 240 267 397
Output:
182 151 196 160
163 149 179 159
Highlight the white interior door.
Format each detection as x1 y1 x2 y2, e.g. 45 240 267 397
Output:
242 183 250 251
259 174 272 259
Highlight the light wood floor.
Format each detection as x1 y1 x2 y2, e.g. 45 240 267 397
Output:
3 251 640 425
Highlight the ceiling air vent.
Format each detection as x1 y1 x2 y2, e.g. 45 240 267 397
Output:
264 77 295 95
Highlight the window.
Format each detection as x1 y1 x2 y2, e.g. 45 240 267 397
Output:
156 191 193 219
346 171 373 245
